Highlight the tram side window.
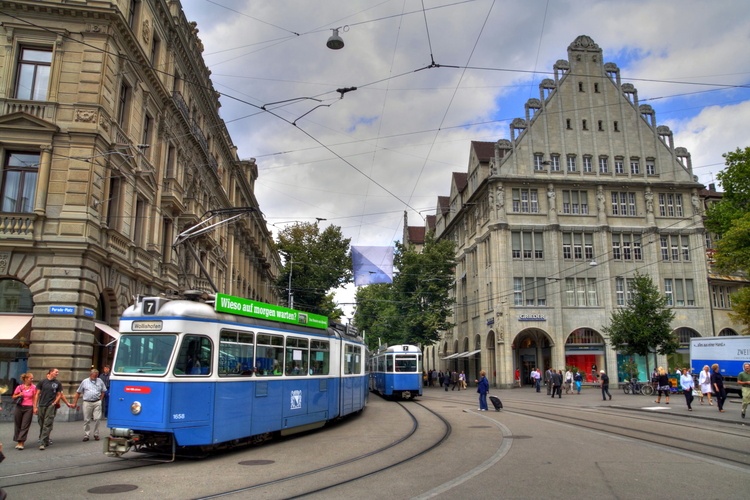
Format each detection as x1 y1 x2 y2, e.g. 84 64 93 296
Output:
386 354 394 373
285 337 309 376
310 340 330 375
219 330 254 377
173 335 212 376
395 355 418 372
344 344 361 374
256 334 284 376
114 334 176 374
377 356 385 372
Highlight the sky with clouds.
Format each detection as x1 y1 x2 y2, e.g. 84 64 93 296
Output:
181 0 750 316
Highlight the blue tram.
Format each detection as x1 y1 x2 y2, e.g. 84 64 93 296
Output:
368 345 422 399
105 293 368 456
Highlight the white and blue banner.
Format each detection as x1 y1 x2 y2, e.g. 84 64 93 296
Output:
352 246 393 286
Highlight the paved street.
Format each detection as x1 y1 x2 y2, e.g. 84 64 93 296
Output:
1 385 748 499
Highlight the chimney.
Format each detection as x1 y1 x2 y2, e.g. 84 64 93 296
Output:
709 183 716 192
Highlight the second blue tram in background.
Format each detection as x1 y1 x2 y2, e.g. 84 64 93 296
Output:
369 345 422 399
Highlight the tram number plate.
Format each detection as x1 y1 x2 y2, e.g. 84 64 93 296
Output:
173 414 185 420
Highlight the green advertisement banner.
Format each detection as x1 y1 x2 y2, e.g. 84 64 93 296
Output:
215 294 328 330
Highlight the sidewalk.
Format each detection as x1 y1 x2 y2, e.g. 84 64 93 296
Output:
421 383 747 424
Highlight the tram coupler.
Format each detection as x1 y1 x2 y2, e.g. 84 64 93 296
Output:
105 428 140 457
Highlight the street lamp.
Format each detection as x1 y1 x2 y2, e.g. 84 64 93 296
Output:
326 28 344 50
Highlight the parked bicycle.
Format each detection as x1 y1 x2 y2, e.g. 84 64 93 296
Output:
622 378 654 396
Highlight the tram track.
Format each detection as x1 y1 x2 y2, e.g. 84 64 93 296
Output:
191 400 452 500
421 394 750 469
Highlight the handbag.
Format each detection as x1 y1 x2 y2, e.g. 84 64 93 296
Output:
692 388 702 397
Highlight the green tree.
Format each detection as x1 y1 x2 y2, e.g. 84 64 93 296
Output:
275 222 352 320
353 233 455 349
705 147 750 235
603 273 678 363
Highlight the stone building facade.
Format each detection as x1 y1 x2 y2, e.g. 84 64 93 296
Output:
0 0 279 405
423 36 745 388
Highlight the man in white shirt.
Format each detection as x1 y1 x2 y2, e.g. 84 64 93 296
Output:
72 369 107 442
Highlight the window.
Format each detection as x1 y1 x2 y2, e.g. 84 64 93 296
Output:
511 188 538 213
583 156 592 173
682 236 690 261
117 82 131 128
514 277 546 306
659 193 683 217
511 231 543 260
1 152 39 213
630 160 640 175
344 344 361 374
395 355 418 372
562 232 594 261
128 0 139 29
686 279 695 306
255 334 284 376
165 146 176 178
582 119 588 130
612 234 621 259
550 155 560 171
133 197 146 247
15 47 52 101
671 235 680 261
594 83 600 93
614 121 619 132
562 190 588 214
614 158 624 174
567 156 576 172
612 234 641 260
114 334 176 375
633 235 642 260
534 154 544 171
578 82 584 92
174 335 212 376
660 236 669 261
646 160 655 175
150 34 160 67
142 114 152 149
219 330 254 376
611 192 635 216
599 157 608 173
565 278 597 306
487 282 493 311
311 340 330 375
665 279 673 306
566 119 572 129
285 337 309 376
615 278 635 306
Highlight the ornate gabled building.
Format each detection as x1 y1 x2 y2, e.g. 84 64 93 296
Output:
0 0 279 407
424 35 737 388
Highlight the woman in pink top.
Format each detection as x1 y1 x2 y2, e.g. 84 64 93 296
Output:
11 373 37 450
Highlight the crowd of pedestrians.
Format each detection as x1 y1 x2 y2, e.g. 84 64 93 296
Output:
4 366 111 452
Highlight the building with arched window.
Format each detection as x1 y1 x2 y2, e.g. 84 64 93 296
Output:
0 1 280 412
422 36 746 388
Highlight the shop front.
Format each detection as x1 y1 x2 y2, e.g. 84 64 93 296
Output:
565 328 606 383
667 327 701 372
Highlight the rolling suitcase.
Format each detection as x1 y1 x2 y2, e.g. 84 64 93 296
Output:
489 395 503 411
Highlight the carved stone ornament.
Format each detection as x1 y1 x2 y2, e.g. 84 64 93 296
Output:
526 98 542 109
639 104 654 114
540 79 556 89
645 190 654 213
0 251 10 275
496 139 512 149
511 118 527 129
75 109 97 123
142 19 151 45
86 24 106 34
656 125 672 135
496 185 505 211
99 114 109 131
569 35 600 51
674 147 689 156
621 83 636 93
603 62 618 72
554 59 570 70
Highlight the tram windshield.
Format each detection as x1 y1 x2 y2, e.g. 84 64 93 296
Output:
395 355 419 372
114 334 177 375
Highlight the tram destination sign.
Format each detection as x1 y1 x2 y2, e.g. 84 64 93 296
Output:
215 294 328 330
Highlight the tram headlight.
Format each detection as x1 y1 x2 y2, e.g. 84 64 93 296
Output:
130 401 142 415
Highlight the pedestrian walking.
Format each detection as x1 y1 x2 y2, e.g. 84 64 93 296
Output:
574 371 582 394
33 368 73 450
711 364 727 413
551 370 563 398
680 368 695 411
99 365 111 418
475 370 489 411
444 370 451 391
545 368 553 395
738 363 750 419
564 369 573 394
73 369 107 441
427 369 433 387
459 371 467 389
653 367 671 404
698 365 713 405
451 370 460 391
11 373 36 450
600 370 611 401
514 368 521 388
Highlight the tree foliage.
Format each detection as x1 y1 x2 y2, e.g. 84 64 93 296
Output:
603 273 678 357
354 233 455 350
274 222 352 319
